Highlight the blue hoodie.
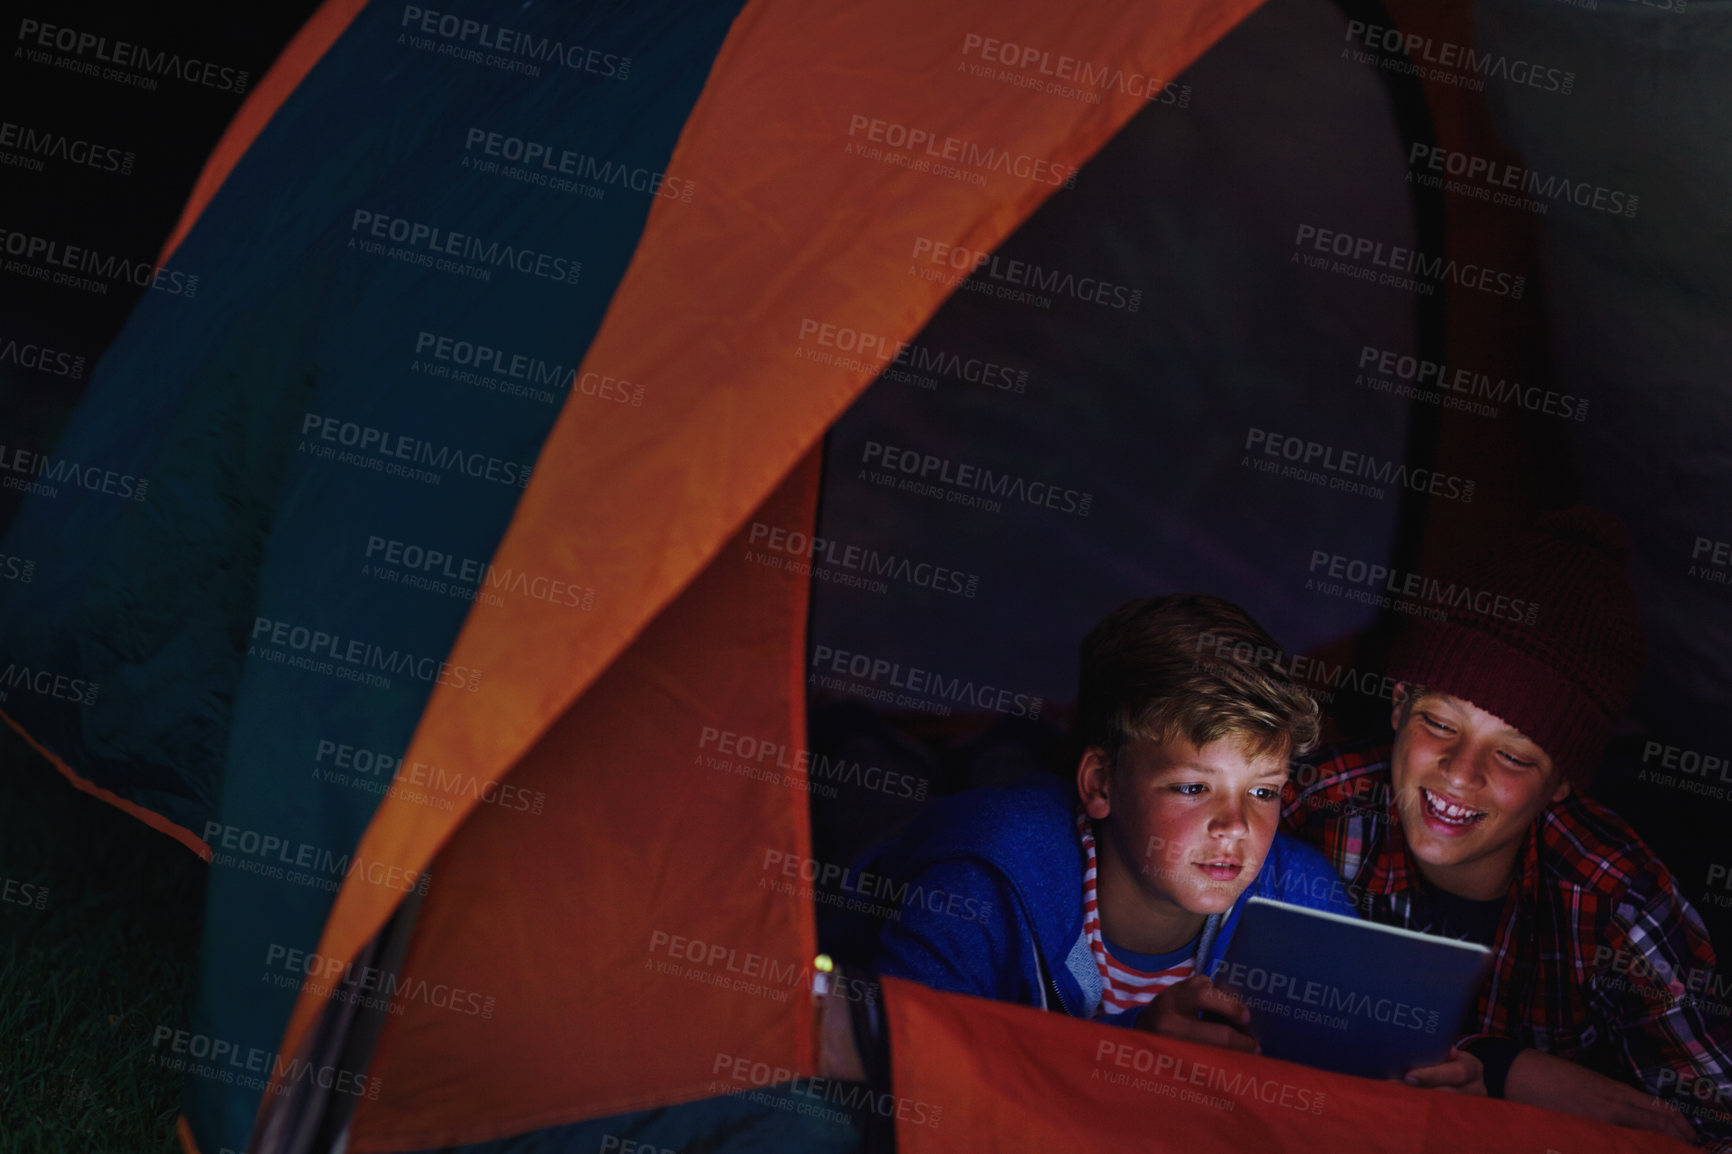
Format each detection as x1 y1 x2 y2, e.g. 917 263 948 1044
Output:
834 775 1356 1025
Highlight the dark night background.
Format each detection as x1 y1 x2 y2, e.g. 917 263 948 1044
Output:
5 0 1731 1148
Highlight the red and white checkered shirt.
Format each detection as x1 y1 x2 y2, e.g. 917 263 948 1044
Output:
1284 734 1732 1152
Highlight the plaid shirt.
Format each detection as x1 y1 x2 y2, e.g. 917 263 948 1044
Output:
1284 735 1732 1151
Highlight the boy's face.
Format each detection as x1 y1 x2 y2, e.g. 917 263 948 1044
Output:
1079 734 1288 936
1388 685 1570 900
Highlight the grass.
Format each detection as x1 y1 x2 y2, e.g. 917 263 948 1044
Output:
0 726 205 1153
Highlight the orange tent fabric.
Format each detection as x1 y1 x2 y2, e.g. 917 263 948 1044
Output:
884 977 1695 1154
158 0 370 268
256 0 1270 1141
345 453 822 1150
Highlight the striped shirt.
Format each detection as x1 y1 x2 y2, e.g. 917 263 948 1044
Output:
1077 810 1196 1017
1284 734 1732 1152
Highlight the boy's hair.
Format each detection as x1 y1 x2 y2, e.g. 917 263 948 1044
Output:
1393 684 1426 730
1392 682 1565 781
1075 593 1319 768
1384 506 1642 792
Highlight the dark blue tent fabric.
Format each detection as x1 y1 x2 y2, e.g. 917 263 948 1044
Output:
0 1 748 1148
405 1087 866 1154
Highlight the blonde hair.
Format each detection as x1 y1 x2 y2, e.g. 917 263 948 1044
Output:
1076 594 1320 767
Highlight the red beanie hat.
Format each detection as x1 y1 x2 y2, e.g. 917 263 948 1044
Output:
1384 506 1645 790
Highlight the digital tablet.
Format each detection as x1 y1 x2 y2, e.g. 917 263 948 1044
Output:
1207 897 1494 1080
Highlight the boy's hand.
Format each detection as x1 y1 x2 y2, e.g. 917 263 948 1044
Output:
1403 1048 1485 1094
1503 1050 1695 1143
1134 975 1258 1054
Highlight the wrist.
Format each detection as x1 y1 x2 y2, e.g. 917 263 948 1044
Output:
1457 1037 1524 1099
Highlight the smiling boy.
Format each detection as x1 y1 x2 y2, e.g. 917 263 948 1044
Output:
1284 508 1732 1148
855 594 1354 1046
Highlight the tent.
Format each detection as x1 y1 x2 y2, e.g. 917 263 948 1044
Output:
1 0 1725 1149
